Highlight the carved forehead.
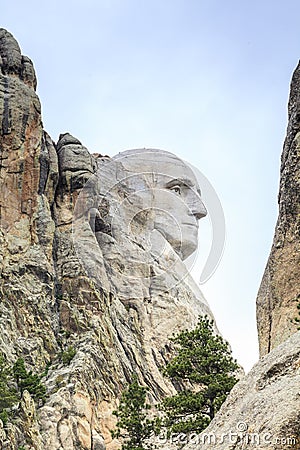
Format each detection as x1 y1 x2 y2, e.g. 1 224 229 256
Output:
113 148 199 187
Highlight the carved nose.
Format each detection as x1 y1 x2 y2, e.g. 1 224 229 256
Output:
191 195 207 220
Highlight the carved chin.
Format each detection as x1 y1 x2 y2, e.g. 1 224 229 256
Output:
154 223 198 261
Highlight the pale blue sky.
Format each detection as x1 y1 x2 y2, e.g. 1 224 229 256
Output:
3 0 299 371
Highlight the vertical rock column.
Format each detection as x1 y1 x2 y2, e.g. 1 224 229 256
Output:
0 28 41 246
257 62 300 356
0 28 58 368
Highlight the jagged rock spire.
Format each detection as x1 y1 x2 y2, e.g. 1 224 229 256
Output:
0 28 37 89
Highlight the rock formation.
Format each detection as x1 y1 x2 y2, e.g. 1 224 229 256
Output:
1 27 300 450
0 29 214 449
181 332 300 450
256 62 300 356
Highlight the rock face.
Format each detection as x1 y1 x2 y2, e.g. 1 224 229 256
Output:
256 62 300 356
1 27 299 450
181 332 300 450
0 29 214 449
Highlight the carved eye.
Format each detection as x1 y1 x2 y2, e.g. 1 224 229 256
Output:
170 185 181 195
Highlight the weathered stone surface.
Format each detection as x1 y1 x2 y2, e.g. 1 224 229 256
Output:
19 390 43 449
2 27 299 450
0 29 36 89
0 29 215 449
181 332 300 450
257 62 300 356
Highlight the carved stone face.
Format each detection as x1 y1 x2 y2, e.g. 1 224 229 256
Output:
114 149 207 260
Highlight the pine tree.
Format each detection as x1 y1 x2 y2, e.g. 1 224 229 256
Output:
0 354 19 425
112 376 161 450
13 358 46 402
162 316 239 435
12 357 27 386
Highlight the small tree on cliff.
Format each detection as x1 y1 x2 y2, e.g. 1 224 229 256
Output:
112 376 161 450
13 358 46 403
162 316 239 435
0 354 19 425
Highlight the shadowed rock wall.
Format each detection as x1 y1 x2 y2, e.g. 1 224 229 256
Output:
257 62 300 356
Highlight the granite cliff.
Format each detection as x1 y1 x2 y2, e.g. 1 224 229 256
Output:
256 62 300 357
0 28 300 450
0 29 213 449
